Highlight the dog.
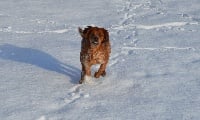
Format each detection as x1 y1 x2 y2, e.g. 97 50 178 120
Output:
78 26 111 84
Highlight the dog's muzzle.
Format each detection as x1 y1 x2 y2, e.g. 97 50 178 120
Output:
92 39 99 46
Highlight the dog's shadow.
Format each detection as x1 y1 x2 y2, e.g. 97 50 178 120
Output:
0 44 80 84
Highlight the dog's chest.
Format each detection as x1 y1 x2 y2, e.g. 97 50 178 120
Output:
93 51 105 64
81 51 105 64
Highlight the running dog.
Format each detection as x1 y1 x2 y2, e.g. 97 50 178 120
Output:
78 26 111 84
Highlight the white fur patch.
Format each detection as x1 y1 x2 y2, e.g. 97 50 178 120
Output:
83 75 94 84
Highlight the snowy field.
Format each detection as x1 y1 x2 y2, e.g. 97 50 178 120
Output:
1 0 200 120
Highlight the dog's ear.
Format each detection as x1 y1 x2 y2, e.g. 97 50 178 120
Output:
79 26 92 38
102 29 109 43
78 27 84 38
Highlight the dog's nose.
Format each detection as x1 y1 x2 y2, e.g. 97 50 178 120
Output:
92 37 99 45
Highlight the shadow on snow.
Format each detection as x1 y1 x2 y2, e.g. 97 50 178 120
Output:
0 44 80 84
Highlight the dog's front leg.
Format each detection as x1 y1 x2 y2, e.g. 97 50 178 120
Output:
94 63 107 78
79 63 85 84
79 63 91 84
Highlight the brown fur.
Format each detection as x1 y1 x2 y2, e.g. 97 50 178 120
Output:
78 26 111 84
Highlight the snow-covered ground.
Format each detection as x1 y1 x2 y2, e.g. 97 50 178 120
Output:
1 0 200 120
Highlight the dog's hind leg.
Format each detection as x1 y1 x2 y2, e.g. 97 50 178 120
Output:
94 63 107 78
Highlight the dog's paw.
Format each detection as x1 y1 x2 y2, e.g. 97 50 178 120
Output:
94 72 100 78
79 80 83 84
94 71 106 78
101 71 106 77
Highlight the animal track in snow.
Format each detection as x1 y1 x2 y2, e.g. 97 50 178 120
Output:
122 46 195 52
0 23 74 34
0 26 12 32
24 28 70 34
36 116 46 120
109 53 121 67
64 85 90 104
111 21 198 31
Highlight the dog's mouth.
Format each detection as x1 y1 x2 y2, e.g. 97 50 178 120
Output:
92 41 99 46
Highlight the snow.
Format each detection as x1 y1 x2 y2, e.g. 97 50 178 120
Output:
0 0 200 120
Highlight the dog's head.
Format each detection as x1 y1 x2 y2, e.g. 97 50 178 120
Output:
78 26 109 48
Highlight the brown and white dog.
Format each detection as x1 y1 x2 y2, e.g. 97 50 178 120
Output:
78 26 111 84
